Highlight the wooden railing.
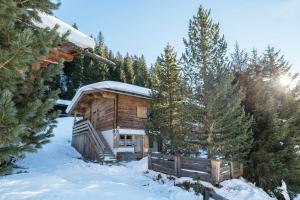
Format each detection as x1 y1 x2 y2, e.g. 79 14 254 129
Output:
72 119 107 161
148 153 243 185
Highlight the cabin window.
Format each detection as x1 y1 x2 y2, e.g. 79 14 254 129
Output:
119 135 133 147
126 135 132 146
137 106 147 118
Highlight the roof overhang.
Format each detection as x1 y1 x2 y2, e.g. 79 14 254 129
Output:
33 12 95 49
33 12 115 66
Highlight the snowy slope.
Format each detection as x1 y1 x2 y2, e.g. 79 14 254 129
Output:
0 117 287 200
0 117 197 200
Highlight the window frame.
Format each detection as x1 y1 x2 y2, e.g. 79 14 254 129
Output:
118 134 133 147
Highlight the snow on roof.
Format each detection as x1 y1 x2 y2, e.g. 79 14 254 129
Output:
33 12 95 49
56 99 71 106
66 81 151 113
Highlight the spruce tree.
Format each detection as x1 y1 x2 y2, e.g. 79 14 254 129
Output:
133 55 149 87
60 55 83 99
60 23 83 99
113 52 125 82
82 50 94 85
238 48 300 198
0 0 63 173
146 45 193 154
78 31 149 87
123 54 135 84
94 32 110 81
231 42 249 73
183 6 252 161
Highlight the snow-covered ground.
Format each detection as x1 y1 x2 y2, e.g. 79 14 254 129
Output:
0 117 289 200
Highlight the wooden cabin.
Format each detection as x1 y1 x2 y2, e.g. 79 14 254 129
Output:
66 81 151 161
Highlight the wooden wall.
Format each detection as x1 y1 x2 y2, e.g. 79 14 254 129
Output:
117 94 150 130
92 97 115 132
84 107 90 120
79 92 150 131
72 131 98 161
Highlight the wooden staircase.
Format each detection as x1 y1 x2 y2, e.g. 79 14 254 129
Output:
72 119 116 162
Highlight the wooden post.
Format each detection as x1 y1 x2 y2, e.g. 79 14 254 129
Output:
211 160 220 185
174 155 181 177
230 161 234 178
239 163 243 177
148 154 152 170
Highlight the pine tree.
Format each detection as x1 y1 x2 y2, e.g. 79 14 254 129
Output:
0 0 63 173
60 55 83 99
0 90 25 173
183 6 252 161
238 47 300 198
82 50 94 85
78 31 149 87
133 55 149 87
123 54 135 84
231 42 249 73
146 45 193 154
113 52 125 82
94 32 110 81
107 49 116 81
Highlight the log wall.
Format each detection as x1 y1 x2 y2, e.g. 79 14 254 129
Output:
117 94 150 130
92 97 115 132
80 93 150 132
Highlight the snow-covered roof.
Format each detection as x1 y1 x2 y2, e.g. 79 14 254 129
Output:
66 81 151 113
33 12 95 49
56 99 71 106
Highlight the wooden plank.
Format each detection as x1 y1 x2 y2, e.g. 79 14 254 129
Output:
220 162 231 182
152 163 175 175
181 170 211 182
151 159 175 169
181 157 211 164
181 165 211 174
220 165 230 174
180 157 211 174
181 159 211 170
102 91 117 99
151 153 174 160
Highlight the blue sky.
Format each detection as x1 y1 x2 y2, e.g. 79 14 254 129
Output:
54 0 300 74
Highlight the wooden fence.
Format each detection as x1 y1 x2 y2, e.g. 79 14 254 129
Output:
148 153 243 185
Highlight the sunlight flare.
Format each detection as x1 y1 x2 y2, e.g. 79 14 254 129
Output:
279 75 297 89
